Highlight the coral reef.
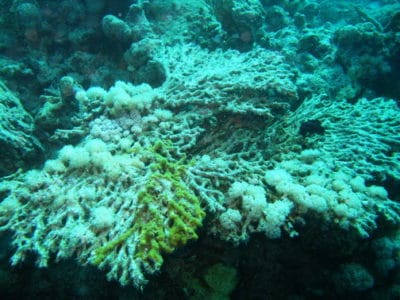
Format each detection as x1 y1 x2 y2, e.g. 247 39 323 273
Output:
1 75 399 289
0 0 400 298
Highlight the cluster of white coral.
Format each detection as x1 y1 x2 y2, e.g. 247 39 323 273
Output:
0 135 148 286
217 181 293 241
264 148 398 238
209 144 399 243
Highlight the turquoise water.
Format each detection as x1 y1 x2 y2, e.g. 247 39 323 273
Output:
0 1 399 299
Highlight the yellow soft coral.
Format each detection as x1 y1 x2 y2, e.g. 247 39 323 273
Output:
92 140 205 273
134 141 205 272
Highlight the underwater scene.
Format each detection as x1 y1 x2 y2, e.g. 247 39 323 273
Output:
0 0 399 299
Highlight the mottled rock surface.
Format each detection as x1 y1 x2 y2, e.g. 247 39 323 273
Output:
0 81 42 176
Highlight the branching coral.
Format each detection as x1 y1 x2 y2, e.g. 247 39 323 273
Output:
155 43 298 118
93 141 205 274
0 45 399 288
